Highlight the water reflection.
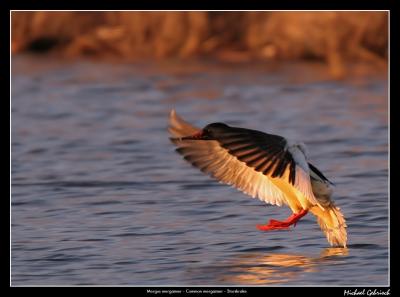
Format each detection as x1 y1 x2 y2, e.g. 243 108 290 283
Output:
320 247 349 258
218 248 349 285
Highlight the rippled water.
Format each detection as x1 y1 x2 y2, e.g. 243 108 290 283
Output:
11 55 388 286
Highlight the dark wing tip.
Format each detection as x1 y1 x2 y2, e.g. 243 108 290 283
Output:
308 162 334 185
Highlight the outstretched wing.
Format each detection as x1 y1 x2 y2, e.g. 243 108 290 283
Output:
211 125 296 183
168 110 321 209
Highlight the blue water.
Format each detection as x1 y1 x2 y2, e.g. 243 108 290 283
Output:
11 55 388 285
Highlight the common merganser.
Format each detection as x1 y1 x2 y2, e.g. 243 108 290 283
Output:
168 110 347 247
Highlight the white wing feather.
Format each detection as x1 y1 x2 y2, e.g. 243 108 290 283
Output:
287 143 324 210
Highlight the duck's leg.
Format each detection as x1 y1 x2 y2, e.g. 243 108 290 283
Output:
256 209 308 231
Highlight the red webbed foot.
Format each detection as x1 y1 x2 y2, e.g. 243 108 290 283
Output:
256 209 308 231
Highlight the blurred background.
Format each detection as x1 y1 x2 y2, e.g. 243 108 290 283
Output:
12 11 387 78
11 11 388 286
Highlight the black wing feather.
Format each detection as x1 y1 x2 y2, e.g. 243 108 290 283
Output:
211 124 297 184
308 162 334 185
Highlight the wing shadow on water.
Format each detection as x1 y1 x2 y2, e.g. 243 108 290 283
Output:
185 248 348 285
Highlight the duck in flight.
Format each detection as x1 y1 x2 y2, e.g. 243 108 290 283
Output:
168 110 347 247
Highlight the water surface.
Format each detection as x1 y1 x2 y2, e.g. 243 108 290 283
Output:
11 55 388 285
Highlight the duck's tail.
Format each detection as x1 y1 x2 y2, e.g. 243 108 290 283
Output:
310 203 347 247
